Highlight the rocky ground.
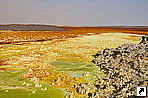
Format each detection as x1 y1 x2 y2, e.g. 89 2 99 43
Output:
91 35 148 97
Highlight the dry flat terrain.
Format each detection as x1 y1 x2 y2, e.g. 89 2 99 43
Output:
0 25 147 98
0 25 148 44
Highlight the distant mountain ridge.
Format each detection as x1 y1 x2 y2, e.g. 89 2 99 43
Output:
0 24 67 31
0 24 148 31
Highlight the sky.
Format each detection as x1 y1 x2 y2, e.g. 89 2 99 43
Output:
0 0 148 26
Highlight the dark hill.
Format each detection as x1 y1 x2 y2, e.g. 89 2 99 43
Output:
0 24 66 31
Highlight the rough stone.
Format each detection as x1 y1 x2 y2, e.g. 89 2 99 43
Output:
92 35 148 97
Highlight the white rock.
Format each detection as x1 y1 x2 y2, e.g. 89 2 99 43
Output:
26 83 31 86
22 82 26 85
32 91 35 94
35 83 42 87
5 90 8 92
41 87 47 91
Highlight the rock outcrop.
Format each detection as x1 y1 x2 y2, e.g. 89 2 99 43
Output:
92 35 148 97
74 83 90 95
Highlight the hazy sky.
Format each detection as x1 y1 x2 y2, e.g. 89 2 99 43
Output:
0 0 148 26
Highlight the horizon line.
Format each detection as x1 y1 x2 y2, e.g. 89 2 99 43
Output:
0 23 148 27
